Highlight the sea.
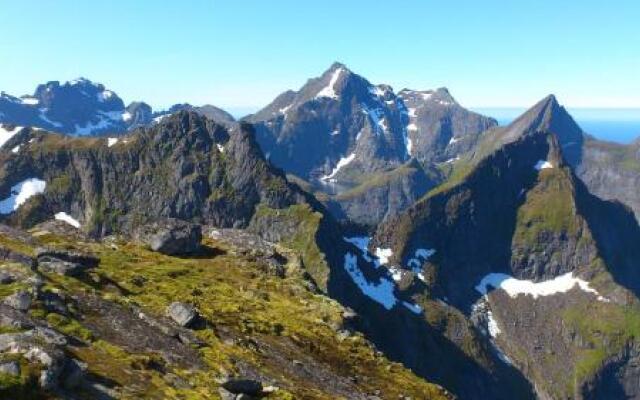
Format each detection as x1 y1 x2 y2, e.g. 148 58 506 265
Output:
473 108 640 144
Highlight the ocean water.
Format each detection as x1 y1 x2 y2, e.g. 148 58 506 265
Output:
474 108 640 144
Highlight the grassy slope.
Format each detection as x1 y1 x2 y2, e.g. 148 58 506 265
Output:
0 222 449 400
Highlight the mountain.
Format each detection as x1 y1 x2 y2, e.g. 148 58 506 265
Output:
0 110 534 399
245 62 411 181
152 103 236 128
245 63 495 184
372 101 640 398
398 88 497 164
0 111 300 236
0 79 236 136
458 94 640 223
0 78 138 135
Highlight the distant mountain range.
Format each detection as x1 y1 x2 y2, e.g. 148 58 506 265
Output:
0 78 235 135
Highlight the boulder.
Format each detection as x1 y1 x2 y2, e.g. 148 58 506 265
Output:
61 358 88 389
0 271 15 284
0 360 20 376
137 219 202 255
36 248 99 276
38 259 88 276
36 248 100 268
4 290 32 311
166 302 199 327
221 378 263 395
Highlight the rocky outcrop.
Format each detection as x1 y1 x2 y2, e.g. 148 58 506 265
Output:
136 218 202 255
36 248 99 276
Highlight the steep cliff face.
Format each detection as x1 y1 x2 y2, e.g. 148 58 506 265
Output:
373 121 640 398
0 112 306 235
398 88 497 164
576 138 640 223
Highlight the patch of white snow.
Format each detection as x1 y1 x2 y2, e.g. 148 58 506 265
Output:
0 125 22 148
320 153 356 182
375 248 393 265
316 68 344 99
475 272 608 301
343 252 397 310
54 212 80 228
0 178 46 215
107 138 118 147
534 160 553 170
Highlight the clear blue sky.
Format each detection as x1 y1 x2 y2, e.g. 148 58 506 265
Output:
0 0 638 113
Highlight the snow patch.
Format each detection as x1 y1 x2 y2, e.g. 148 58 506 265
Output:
54 212 80 228
405 136 413 156
21 97 40 106
487 310 501 337
0 125 22 148
316 68 343 99
0 178 46 214
420 92 433 101
475 272 608 301
107 138 118 147
279 104 292 115
407 123 418 131
448 136 460 145
443 156 460 164
361 104 387 135
330 129 340 136
406 248 436 282
375 248 393 265
407 108 417 118
97 90 114 102
153 114 170 124
11 145 20 154
534 160 553 170
343 252 397 310
402 301 423 314
320 153 355 182
217 144 225 153
122 111 132 122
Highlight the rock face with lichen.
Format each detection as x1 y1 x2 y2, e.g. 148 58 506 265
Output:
0 111 311 235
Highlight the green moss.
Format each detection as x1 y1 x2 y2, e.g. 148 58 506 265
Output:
45 312 94 342
334 164 419 201
563 302 640 387
254 204 330 290
513 168 578 245
47 174 73 194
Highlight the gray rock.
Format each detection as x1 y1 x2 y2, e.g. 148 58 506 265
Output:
0 360 20 376
166 302 198 327
0 271 15 284
137 219 202 255
62 358 87 389
218 387 236 400
221 378 263 395
36 248 100 268
39 291 70 315
38 259 88 276
4 290 32 311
